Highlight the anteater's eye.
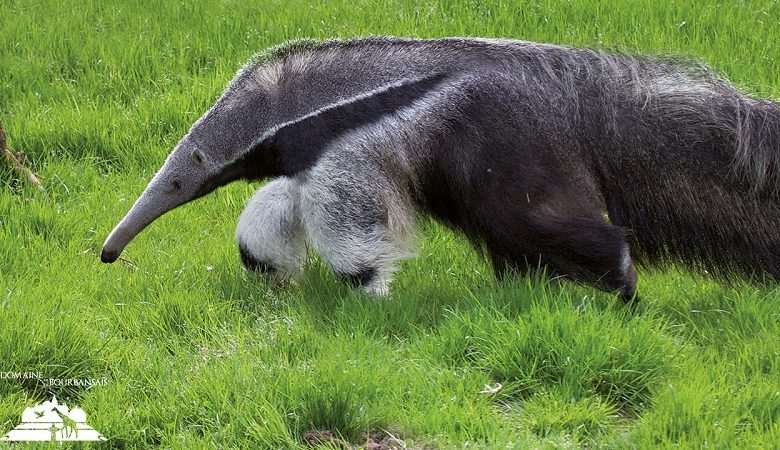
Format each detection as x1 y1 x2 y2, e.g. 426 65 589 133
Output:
171 180 182 191
192 148 204 165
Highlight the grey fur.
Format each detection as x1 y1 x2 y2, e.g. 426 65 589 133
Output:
103 37 780 300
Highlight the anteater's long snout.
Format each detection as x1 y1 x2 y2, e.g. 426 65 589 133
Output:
101 176 184 263
101 148 212 263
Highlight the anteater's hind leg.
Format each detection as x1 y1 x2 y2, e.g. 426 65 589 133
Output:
236 177 307 281
486 192 639 303
531 216 639 302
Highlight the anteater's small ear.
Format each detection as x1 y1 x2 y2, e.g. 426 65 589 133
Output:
191 148 205 166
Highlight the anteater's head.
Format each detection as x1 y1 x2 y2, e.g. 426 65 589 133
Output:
100 69 280 264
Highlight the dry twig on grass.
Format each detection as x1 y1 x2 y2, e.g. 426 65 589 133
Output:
1 119 51 200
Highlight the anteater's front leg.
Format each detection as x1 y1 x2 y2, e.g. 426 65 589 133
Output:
236 177 307 281
298 152 416 296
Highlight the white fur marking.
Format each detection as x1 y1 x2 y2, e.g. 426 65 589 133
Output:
620 244 632 278
236 177 307 280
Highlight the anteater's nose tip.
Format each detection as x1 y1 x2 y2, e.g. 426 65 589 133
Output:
100 248 119 264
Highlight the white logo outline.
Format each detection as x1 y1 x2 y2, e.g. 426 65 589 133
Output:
1 394 106 442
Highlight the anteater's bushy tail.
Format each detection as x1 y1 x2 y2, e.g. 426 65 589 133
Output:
591 54 780 280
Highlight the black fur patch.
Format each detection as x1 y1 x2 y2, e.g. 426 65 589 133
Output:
239 246 276 273
251 74 448 177
338 267 376 287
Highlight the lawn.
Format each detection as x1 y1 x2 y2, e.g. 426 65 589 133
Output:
1 0 780 448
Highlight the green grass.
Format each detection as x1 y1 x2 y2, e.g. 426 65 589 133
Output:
2 0 780 448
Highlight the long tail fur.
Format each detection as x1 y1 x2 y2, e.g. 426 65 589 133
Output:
580 52 780 280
